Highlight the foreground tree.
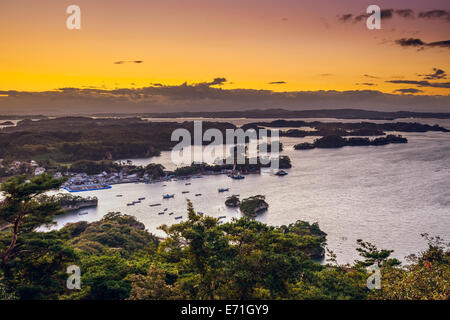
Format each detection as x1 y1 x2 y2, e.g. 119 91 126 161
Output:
0 174 65 267
370 234 450 300
0 174 77 299
354 239 401 268
128 265 182 300
153 201 326 299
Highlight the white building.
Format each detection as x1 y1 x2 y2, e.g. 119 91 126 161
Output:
34 167 46 175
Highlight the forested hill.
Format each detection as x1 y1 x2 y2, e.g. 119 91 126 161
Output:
0 117 235 162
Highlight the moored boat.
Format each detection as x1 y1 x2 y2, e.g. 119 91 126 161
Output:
275 170 288 176
149 203 161 207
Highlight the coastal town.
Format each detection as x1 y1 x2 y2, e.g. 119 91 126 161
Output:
0 158 271 192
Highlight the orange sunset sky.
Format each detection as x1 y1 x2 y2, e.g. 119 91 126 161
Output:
0 0 449 114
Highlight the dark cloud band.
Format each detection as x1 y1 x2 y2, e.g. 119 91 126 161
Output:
395 38 450 49
387 80 450 88
114 60 144 64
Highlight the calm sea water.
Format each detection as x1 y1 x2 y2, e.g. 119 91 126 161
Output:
49 118 450 264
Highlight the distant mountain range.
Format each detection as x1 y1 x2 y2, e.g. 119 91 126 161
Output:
92 109 450 120
2 108 450 120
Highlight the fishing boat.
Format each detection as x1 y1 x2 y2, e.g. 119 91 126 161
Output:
229 160 245 180
158 212 165 215
195 193 202 196
218 188 230 193
149 203 161 207
138 197 146 200
78 211 89 216
175 216 183 220
182 191 190 194
274 170 288 176
168 212 174 216
163 194 175 199
127 203 134 206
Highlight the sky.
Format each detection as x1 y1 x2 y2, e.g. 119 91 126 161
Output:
0 0 449 114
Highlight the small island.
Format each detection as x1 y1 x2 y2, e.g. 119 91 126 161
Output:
225 195 240 207
49 194 98 212
294 134 407 150
239 195 269 217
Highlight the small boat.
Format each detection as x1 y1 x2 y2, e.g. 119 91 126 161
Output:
138 197 146 200
149 203 161 207
158 212 165 215
78 211 88 216
197 212 204 216
218 188 230 193
230 163 245 180
275 170 288 176
218 216 226 220
116 195 123 197
175 216 183 220
133 200 141 204
182 191 190 194
163 208 168 211
127 203 135 206
168 212 174 216
163 194 175 199
195 193 202 196
218 221 224 225
185 182 191 185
